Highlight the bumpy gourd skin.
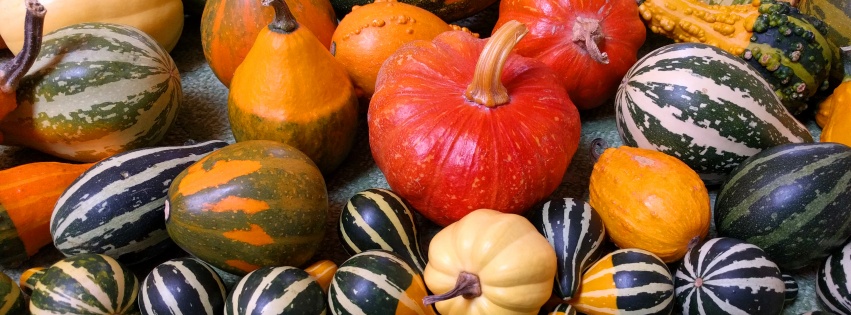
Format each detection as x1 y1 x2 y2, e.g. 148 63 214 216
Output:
639 0 837 114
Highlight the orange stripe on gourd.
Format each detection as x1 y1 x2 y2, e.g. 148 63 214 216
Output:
222 224 275 246
177 160 262 196
226 259 262 273
203 196 270 214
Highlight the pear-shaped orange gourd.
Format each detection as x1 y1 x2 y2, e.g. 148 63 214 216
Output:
0 0 45 144
228 0 358 175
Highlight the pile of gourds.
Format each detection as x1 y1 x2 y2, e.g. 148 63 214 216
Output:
0 0 850 313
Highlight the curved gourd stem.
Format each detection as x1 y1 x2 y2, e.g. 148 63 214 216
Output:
465 20 528 108
573 17 609 64
590 138 608 162
422 272 482 305
0 0 46 94
262 0 299 34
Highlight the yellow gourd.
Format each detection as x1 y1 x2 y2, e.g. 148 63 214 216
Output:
818 47 851 146
422 209 557 315
0 0 183 53
588 143 711 263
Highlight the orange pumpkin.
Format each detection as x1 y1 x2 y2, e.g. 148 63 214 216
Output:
331 0 456 98
227 0 358 174
0 0 45 144
588 143 711 263
818 47 851 147
201 0 337 87
0 161 95 267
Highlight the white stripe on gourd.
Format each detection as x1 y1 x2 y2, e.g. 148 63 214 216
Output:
361 190 422 271
173 260 217 314
150 270 181 314
261 275 313 313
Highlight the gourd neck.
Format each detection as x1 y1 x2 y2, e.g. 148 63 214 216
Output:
572 17 609 64
465 20 527 108
842 46 851 83
422 271 482 305
0 0 46 94
263 0 299 34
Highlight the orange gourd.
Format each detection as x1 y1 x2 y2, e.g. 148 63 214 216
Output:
331 0 458 98
227 0 358 174
304 259 337 293
201 0 337 87
588 142 711 263
0 161 95 267
0 0 44 144
818 47 851 147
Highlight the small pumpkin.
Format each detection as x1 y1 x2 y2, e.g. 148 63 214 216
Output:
331 0 454 98
165 140 328 276
0 0 183 53
0 161 94 267
201 0 337 87
422 209 557 315
29 253 139 314
139 257 228 315
228 0 358 174
493 0 646 109
226 266 325 315
818 47 851 146
588 143 711 263
0 272 25 315
0 0 44 144
784 274 799 303
368 20 581 226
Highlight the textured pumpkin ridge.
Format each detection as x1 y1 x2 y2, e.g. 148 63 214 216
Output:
616 43 812 183
675 238 785 314
140 258 227 314
339 188 427 272
329 250 429 315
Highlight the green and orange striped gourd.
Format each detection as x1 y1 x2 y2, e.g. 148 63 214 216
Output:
165 140 328 276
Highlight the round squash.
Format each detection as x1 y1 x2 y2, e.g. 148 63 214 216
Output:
201 0 337 87
817 240 851 315
29 254 139 314
588 144 711 263
226 266 325 314
165 140 328 276
331 0 453 98
0 0 184 53
0 22 182 162
139 257 227 315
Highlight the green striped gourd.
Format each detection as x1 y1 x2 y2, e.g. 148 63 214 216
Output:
29 253 139 314
0 273 25 315
616 43 813 185
569 249 674 315
339 188 426 273
329 250 435 315
817 240 851 314
226 266 325 315
797 0 851 47
0 22 182 162
51 140 228 263
715 142 851 270
526 198 606 301
785 274 799 303
19 267 45 296
139 257 227 315
165 140 328 276
674 237 785 314
549 304 576 315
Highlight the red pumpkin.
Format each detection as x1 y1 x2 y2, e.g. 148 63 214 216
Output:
494 0 645 110
368 21 581 226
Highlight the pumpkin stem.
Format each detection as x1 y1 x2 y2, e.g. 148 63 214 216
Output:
590 138 608 162
0 0 46 94
422 271 482 305
572 17 609 64
262 0 299 34
465 20 528 108
841 46 851 83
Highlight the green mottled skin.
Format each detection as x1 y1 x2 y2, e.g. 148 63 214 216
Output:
0 204 27 268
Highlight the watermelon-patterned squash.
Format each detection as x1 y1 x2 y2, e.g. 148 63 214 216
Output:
226 266 325 315
715 142 851 270
784 274 799 303
616 43 813 185
817 240 851 315
569 249 674 315
0 272 25 315
51 140 228 263
29 253 139 314
19 267 45 296
674 237 785 315
329 250 436 315
0 22 182 162
549 304 576 315
526 198 606 301
339 188 426 273
139 257 227 315
165 140 328 276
